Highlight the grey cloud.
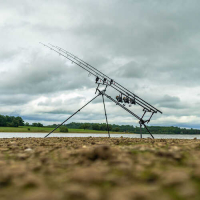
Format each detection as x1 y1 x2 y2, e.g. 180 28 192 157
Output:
0 0 199 127
0 94 35 106
160 95 180 103
0 50 94 95
115 61 146 78
38 96 87 108
70 1 200 58
158 95 184 109
67 1 200 87
0 49 18 61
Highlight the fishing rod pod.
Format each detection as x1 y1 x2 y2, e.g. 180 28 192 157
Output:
41 42 162 138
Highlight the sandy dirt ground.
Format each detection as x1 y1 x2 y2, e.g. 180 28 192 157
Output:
0 137 200 200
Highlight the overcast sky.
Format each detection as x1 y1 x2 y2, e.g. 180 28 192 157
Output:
0 0 200 128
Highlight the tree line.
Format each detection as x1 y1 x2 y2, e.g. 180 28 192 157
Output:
0 115 24 127
47 122 200 134
0 115 44 127
24 122 43 127
1 114 200 134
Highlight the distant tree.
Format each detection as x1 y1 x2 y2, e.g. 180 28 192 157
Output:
37 123 43 127
11 119 19 127
60 126 68 133
0 115 28 127
32 123 37 127
4 116 23 127
15 117 24 126
32 123 43 127
25 122 29 126
99 124 112 131
114 127 120 132
108 124 112 131
0 115 6 126
80 124 85 130
100 124 107 131
81 123 90 130
92 123 100 130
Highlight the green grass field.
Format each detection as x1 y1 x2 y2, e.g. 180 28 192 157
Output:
0 126 125 134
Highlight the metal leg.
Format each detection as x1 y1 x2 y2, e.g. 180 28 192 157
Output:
44 93 101 138
141 111 146 119
102 91 155 139
140 123 142 139
143 124 154 139
102 95 110 138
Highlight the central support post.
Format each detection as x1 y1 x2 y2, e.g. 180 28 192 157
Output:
140 123 142 139
102 94 110 138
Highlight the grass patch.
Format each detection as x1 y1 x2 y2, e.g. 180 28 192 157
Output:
0 126 128 134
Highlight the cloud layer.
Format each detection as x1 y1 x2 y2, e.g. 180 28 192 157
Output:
0 0 199 128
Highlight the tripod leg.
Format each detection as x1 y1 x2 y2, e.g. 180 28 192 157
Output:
44 93 101 138
143 124 154 139
102 95 110 138
140 123 142 139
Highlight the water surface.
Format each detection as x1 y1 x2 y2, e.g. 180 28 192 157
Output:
0 132 199 139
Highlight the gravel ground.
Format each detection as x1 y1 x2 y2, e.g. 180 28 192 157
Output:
0 137 200 200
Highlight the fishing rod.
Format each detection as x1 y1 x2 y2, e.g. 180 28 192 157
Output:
44 43 160 114
42 43 153 112
49 44 161 114
41 42 162 138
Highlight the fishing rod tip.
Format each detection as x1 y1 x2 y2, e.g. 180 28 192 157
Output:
48 43 55 47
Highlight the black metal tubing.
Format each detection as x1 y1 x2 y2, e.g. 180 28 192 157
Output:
102 91 154 139
102 92 141 121
44 93 101 138
148 112 154 123
141 111 147 120
40 43 104 83
102 94 110 138
143 124 154 139
49 44 160 113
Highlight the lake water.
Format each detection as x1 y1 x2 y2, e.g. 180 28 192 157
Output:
0 132 199 139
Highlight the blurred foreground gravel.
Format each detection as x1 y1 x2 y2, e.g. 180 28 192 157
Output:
0 137 200 200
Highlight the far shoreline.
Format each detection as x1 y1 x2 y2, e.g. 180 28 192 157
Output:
0 126 199 135
0 131 199 135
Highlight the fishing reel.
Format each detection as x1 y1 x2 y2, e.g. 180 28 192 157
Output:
130 98 136 105
95 76 99 83
95 76 108 84
116 94 136 107
123 97 129 103
103 78 107 84
116 95 123 103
